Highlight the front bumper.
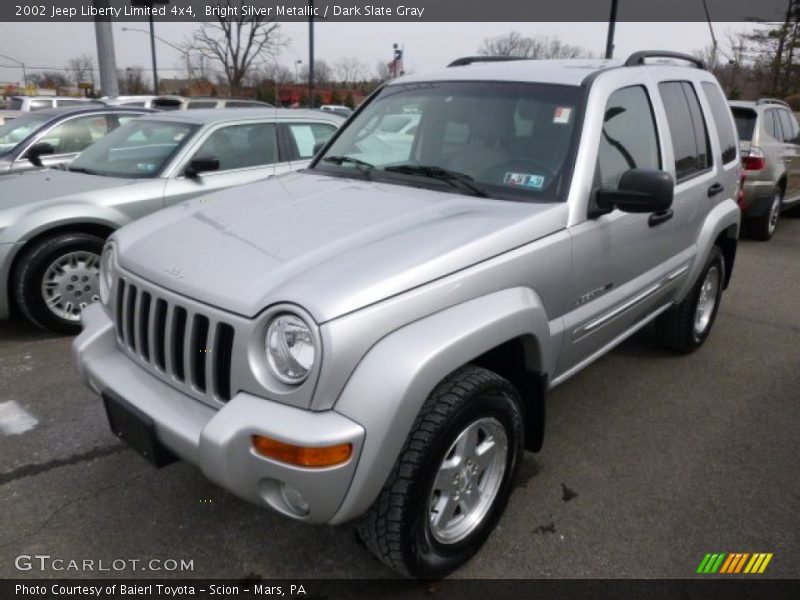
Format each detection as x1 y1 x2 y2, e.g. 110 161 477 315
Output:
73 303 365 524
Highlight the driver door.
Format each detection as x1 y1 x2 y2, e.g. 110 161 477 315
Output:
557 84 679 376
163 121 280 207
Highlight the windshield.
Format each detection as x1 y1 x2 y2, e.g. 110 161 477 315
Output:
69 119 198 178
0 113 51 155
315 81 582 202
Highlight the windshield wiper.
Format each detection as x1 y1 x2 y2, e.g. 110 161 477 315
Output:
383 165 489 198
322 155 375 179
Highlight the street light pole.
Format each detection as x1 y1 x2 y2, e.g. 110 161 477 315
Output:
130 1 169 95
0 54 28 88
605 0 619 59
308 0 315 107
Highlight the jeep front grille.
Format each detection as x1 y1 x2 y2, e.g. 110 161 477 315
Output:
114 278 235 403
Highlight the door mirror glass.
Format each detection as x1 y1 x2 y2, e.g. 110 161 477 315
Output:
594 168 674 215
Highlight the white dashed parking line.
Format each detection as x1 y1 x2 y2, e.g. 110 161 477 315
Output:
0 400 38 435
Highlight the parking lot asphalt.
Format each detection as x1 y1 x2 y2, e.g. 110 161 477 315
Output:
0 219 798 581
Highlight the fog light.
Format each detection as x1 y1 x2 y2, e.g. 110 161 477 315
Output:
252 435 352 467
280 483 310 516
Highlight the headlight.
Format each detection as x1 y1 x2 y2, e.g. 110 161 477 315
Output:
98 243 116 304
265 314 316 384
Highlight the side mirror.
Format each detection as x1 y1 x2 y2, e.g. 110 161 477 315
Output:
593 168 674 216
184 156 220 178
25 142 55 167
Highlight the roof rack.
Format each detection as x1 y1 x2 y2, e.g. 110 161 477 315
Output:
756 98 790 108
447 56 528 67
624 51 706 70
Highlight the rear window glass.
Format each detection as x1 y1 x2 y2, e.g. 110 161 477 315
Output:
701 82 738 164
7 98 23 110
732 108 756 141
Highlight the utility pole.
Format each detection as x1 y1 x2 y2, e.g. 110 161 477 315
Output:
308 0 315 107
131 1 169 95
605 0 619 59
0 54 28 89
93 0 119 96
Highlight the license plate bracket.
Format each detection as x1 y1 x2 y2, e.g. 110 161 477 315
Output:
103 392 177 468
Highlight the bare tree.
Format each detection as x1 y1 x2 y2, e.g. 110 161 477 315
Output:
29 71 70 90
67 54 96 88
335 57 367 86
261 62 294 84
300 60 333 86
375 60 391 82
478 32 591 59
187 0 283 96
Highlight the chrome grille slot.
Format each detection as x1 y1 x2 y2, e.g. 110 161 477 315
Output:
171 306 187 382
189 314 209 392
113 275 236 406
213 323 235 402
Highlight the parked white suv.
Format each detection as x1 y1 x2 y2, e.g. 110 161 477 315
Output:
74 51 741 578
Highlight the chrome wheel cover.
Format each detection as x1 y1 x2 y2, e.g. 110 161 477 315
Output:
41 251 100 321
428 416 508 544
693 265 721 337
768 191 781 236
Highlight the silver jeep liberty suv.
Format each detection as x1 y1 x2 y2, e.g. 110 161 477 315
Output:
74 51 741 578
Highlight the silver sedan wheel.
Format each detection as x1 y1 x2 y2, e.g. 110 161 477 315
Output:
693 265 721 338
40 251 100 322
767 191 781 236
428 417 508 545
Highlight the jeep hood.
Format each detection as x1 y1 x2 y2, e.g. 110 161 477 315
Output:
0 168 140 210
116 172 566 322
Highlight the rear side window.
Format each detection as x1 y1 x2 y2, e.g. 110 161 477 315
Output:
658 81 712 181
765 110 783 140
701 82 738 164
187 101 217 109
732 107 756 141
29 99 52 111
777 109 799 143
595 85 660 188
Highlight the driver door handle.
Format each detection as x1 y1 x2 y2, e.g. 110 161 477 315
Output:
707 182 724 197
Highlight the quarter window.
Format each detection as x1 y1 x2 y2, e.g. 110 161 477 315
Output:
777 109 798 143
658 81 712 181
765 110 782 140
701 82 738 164
595 85 660 188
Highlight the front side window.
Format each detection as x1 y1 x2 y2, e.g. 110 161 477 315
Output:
0 113 51 155
701 82 738 164
595 86 660 189
38 115 110 154
316 81 582 202
658 81 711 181
190 122 278 170
287 122 338 159
69 119 197 178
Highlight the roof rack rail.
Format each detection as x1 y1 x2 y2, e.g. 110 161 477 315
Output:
756 98 790 108
447 56 527 67
624 51 706 70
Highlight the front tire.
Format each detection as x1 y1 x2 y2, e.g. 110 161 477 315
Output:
655 246 725 353
357 365 524 578
12 233 105 334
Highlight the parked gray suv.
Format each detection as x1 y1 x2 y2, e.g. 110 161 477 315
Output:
74 52 741 578
730 98 800 240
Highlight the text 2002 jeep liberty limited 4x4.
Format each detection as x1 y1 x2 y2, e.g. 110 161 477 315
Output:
74 52 741 577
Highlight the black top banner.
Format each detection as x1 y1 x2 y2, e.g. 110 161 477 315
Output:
1 0 797 23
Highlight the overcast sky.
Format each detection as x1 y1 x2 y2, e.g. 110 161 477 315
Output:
0 21 755 86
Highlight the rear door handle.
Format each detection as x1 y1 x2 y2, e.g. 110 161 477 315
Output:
649 209 673 227
707 183 724 197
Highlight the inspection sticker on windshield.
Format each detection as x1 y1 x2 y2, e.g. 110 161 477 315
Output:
553 107 572 124
504 172 545 189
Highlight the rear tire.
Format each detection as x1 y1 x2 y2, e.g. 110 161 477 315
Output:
747 187 782 241
655 246 725 353
12 233 105 334
356 365 524 578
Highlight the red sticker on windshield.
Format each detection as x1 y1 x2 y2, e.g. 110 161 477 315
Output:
554 107 572 124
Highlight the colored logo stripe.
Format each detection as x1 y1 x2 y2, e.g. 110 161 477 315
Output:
697 553 773 574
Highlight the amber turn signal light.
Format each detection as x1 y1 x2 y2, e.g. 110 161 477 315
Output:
252 435 352 467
